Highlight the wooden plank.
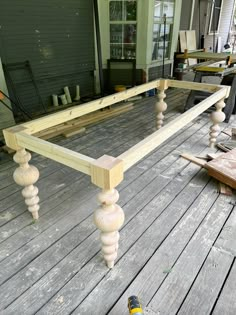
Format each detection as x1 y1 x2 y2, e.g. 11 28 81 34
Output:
218 183 233 196
62 127 86 138
182 150 236 189
215 208 236 256
146 195 233 315
16 132 94 175
177 248 233 315
179 31 187 52
35 103 134 140
176 51 236 62
186 30 196 51
19 80 161 134
206 148 236 189
168 79 226 93
186 30 197 65
212 261 236 315
196 66 225 73
181 153 207 167
119 88 229 171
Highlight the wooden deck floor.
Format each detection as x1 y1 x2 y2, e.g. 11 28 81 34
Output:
0 89 236 315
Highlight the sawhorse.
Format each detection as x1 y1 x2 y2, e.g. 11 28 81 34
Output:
184 67 236 122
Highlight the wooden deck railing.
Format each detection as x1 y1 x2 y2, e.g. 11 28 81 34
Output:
3 79 230 268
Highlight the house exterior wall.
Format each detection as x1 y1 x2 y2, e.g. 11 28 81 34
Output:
179 0 192 31
180 0 235 52
203 0 235 51
0 0 95 115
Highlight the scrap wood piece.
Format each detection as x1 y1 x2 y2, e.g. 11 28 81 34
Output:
34 103 133 140
182 149 236 189
62 127 86 138
207 152 225 160
217 141 236 152
180 153 207 167
206 148 236 189
232 127 236 140
218 183 233 196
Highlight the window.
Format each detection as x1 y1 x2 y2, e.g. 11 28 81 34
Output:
109 0 137 59
209 0 222 34
152 0 175 61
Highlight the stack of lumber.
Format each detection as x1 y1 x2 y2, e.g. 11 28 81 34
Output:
33 102 134 140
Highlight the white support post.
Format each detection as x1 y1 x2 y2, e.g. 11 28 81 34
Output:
13 149 40 219
209 99 226 148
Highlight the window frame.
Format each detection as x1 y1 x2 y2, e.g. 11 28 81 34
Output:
152 0 175 62
208 0 223 35
109 0 137 60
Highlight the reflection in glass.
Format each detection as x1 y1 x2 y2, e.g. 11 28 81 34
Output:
109 1 137 59
152 0 174 60
110 0 137 21
110 24 123 43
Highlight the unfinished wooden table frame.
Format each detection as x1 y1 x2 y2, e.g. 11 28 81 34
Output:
3 79 230 268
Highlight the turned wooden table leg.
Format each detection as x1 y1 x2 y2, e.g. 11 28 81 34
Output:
156 80 168 129
94 188 124 268
13 148 40 219
91 155 124 268
209 99 226 148
156 89 167 129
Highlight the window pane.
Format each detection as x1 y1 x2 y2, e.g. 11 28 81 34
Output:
110 24 123 43
124 24 136 43
110 1 123 21
152 22 172 60
160 24 171 42
125 1 137 20
110 24 136 59
163 2 174 18
110 0 137 21
152 1 174 61
110 44 123 59
210 0 222 32
154 1 161 18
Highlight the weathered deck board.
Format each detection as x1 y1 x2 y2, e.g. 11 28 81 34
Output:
0 88 235 315
215 206 236 256
212 260 236 315
146 195 233 315
109 178 220 314
177 248 233 315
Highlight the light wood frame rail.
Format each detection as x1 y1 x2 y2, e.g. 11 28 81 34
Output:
3 79 230 268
